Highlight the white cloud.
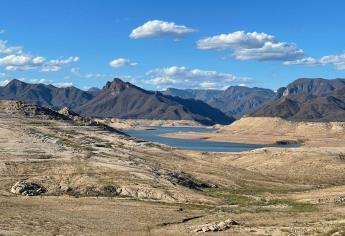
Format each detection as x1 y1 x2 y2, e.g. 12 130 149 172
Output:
48 56 79 66
109 58 138 68
0 40 23 54
27 78 52 84
84 73 109 78
0 38 79 72
145 66 252 89
52 82 73 88
0 54 79 72
320 53 345 70
0 54 45 71
0 29 5 34
0 54 28 65
197 31 304 61
42 56 79 72
197 31 274 50
284 52 345 70
283 57 320 66
130 20 196 39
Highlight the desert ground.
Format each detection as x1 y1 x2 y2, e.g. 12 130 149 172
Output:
1 101 345 235
101 118 202 130
163 117 345 147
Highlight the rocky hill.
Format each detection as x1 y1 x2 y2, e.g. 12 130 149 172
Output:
0 79 94 110
252 78 345 121
0 79 233 125
76 78 233 125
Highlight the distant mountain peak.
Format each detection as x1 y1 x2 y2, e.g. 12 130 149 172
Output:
252 78 345 122
6 79 27 87
103 78 131 91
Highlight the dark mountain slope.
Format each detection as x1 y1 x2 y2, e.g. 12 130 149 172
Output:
0 79 94 110
252 78 345 122
76 78 234 125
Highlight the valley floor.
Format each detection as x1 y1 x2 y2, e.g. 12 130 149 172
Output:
1 102 345 235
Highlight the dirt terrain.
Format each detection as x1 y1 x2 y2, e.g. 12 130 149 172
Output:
163 117 345 147
99 118 202 130
1 101 345 235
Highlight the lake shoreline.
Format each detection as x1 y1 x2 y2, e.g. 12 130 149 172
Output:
125 127 300 152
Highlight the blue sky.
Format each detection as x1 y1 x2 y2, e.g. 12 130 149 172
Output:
0 0 345 90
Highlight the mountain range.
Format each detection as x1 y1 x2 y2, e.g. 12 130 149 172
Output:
0 79 233 125
162 86 276 118
75 78 233 125
2 77 345 124
0 79 94 110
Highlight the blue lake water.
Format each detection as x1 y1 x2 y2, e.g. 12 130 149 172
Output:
125 127 300 152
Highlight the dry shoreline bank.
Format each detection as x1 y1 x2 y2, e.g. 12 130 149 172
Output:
161 117 345 147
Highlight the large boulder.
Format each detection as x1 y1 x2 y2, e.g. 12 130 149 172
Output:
194 219 239 233
11 180 47 196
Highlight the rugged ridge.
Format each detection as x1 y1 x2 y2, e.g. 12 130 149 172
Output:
162 86 275 118
76 78 233 125
252 78 345 121
0 79 94 110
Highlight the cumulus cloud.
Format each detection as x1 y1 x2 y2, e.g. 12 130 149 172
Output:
0 40 23 54
27 78 52 84
0 54 45 69
41 56 79 72
145 66 252 89
0 53 79 72
109 58 138 68
284 52 345 70
283 57 320 66
0 38 79 72
130 20 196 39
197 31 304 61
319 53 345 70
52 82 73 88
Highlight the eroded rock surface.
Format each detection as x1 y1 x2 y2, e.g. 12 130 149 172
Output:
11 181 47 196
194 219 239 233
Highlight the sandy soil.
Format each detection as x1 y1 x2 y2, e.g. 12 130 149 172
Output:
98 118 203 130
1 102 345 235
163 117 345 147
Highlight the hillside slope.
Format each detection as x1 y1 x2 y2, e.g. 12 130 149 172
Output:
252 78 345 121
76 78 234 125
0 79 94 110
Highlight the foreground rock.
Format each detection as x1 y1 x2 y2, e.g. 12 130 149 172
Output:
11 181 47 196
194 219 239 233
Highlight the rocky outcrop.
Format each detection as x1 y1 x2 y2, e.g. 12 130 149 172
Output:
164 171 217 190
11 180 47 196
252 78 345 122
194 219 239 233
64 184 176 201
0 100 68 120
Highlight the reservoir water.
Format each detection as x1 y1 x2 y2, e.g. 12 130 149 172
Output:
125 127 299 152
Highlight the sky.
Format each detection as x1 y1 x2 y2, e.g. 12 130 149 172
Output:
1 0 345 91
